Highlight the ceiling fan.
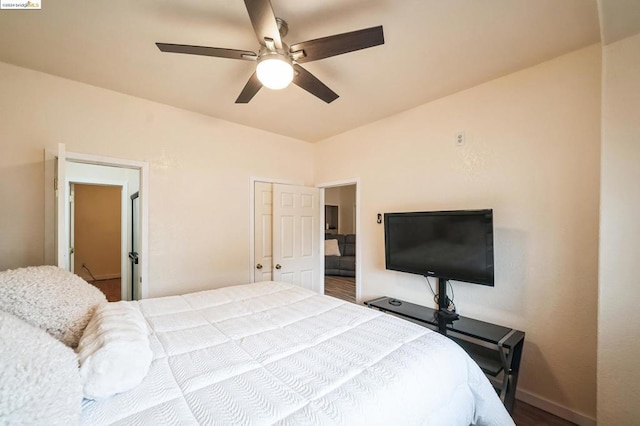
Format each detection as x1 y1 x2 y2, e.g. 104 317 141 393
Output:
156 0 384 104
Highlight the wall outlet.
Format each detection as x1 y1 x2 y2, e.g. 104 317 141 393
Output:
455 131 465 147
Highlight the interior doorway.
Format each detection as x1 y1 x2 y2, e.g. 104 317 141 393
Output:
63 161 136 301
71 183 122 302
45 144 149 300
319 180 359 304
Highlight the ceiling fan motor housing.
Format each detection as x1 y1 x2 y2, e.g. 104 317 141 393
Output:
275 17 289 39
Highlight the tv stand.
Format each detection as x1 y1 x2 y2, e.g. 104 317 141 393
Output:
365 296 525 413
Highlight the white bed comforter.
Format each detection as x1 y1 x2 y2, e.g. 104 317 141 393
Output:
81 282 514 425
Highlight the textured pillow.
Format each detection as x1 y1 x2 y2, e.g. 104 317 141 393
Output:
77 301 152 400
0 310 82 424
0 265 107 348
325 238 341 256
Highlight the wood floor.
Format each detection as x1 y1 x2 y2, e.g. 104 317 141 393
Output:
324 275 356 303
89 278 121 302
512 401 577 425
324 276 576 425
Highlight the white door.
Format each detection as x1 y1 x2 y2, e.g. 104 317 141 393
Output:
69 184 75 273
272 184 321 290
254 182 273 282
131 192 141 300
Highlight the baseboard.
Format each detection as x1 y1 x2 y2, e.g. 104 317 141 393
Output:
516 389 596 426
78 272 121 282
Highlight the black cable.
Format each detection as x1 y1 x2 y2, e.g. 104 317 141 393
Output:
423 276 440 306
447 280 456 312
82 263 97 281
424 275 436 296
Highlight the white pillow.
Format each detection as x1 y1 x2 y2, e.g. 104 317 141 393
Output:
0 310 82 424
0 265 106 348
325 239 341 256
77 301 152 400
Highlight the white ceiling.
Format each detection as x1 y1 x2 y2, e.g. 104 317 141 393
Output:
0 0 601 142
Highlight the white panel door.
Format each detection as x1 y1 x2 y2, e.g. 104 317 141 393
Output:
69 184 75 273
254 182 273 282
131 192 141 300
272 184 320 290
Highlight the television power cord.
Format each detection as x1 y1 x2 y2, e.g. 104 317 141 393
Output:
424 276 456 312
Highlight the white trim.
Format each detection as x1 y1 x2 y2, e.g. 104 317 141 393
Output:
45 146 150 300
78 272 121 281
516 389 596 426
44 149 56 265
139 162 149 299
318 188 325 294
315 178 361 303
56 143 67 268
65 151 145 170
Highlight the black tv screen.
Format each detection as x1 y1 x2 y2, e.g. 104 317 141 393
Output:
384 209 494 286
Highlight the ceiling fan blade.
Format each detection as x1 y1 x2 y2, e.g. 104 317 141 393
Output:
290 25 384 64
156 43 257 60
292 64 338 104
235 72 263 103
243 0 282 49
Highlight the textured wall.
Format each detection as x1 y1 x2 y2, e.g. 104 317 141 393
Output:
315 45 601 422
0 60 314 297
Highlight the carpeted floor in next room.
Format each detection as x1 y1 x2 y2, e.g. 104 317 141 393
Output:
89 278 121 302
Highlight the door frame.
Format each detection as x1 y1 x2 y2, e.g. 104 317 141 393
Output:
67 179 128 300
316 178 361 303
249 176 304 284
44 144 150 299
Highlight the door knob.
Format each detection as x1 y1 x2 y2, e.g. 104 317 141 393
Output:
275 264 282 270
256 264 263 269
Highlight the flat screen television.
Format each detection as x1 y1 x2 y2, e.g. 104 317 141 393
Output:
384 209 494 286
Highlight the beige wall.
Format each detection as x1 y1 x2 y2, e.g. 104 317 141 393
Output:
0 60 314 297
324 185 356 234
324 187 340 206
315 45 601 422
339 185 356 235
598 32 640 425
73 184 121 280
0 41 611 423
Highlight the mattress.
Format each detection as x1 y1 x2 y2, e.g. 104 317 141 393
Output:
81 281 514 425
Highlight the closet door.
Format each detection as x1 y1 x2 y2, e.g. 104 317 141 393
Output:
272 184 321 290
254 182 273 282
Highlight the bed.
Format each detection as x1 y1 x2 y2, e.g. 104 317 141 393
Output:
79 281 513 425
81 282 512 425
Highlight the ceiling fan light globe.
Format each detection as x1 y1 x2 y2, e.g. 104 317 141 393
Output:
256 56 294 90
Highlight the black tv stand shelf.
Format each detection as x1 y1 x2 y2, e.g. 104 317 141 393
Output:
365 296 525 413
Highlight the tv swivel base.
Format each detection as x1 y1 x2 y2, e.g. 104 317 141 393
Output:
436 309 459 322
364 296 525 414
